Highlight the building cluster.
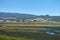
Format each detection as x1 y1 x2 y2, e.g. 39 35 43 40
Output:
24 18 48 22
0 17 16 22
0 17 56 23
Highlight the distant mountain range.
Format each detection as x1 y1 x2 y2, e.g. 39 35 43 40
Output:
0 12 60 21
0 12 38 20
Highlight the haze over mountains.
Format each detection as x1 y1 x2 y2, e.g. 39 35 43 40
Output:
0 12 60 21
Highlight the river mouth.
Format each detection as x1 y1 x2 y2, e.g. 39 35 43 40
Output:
0 26 60 40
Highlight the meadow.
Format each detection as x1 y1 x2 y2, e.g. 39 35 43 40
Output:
0 26 60 40
0 34 31 40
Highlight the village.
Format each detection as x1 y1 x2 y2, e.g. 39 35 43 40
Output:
0 17 56 23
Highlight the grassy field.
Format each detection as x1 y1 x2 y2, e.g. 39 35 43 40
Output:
0 30 60 40
0 22 60 40
0 26 60 40
0 22 60 25
0 26 60 32
0 34 31 40
0 21 60 40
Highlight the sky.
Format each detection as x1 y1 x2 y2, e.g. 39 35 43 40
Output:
0 0 60 16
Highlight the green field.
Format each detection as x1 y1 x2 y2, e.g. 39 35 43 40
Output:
0 26 60 40
0 34 31 40
0 22 60 25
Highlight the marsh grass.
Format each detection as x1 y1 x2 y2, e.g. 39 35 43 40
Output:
0 35 30 40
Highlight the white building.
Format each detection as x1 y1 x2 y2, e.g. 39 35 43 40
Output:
24 18 48 22
0 20 4 22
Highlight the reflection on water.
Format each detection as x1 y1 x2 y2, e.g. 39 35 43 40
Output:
46 31 55 35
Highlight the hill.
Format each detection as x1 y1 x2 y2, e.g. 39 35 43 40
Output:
0 12 60 21
39 15 60 21
0 12 38 20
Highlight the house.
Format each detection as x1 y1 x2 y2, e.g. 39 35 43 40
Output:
31 18 48 22
24 18 48 22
